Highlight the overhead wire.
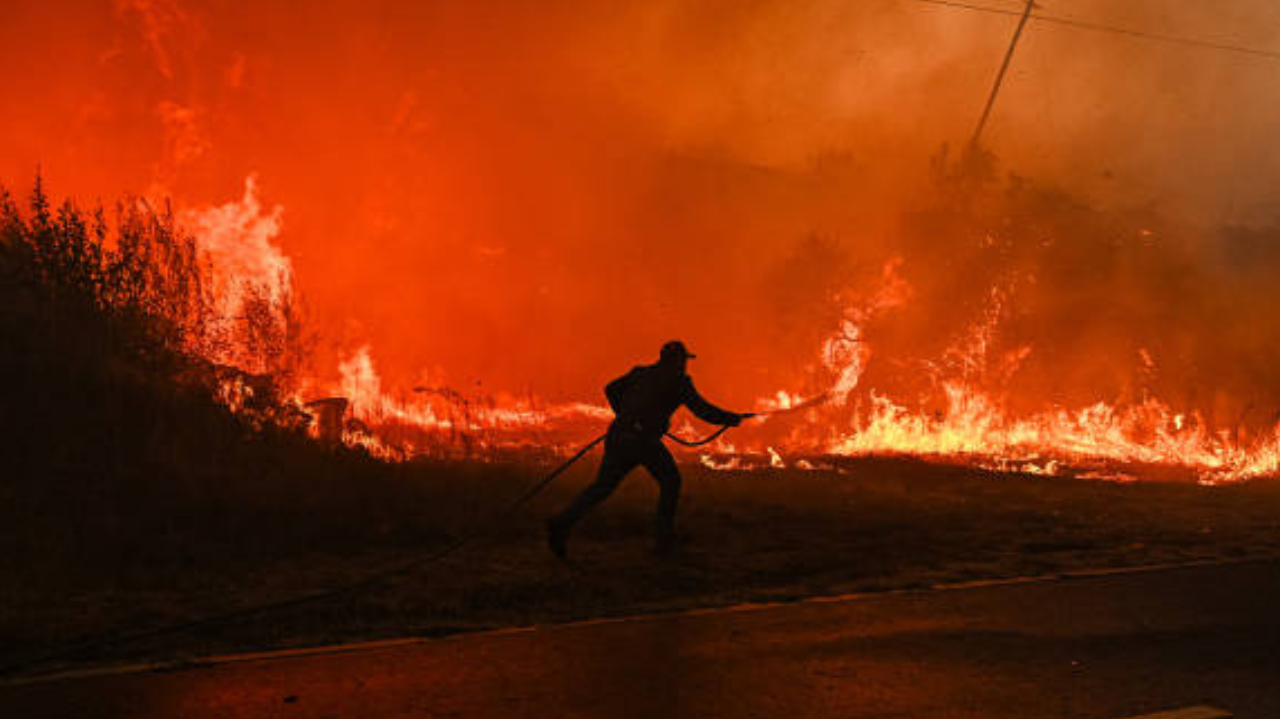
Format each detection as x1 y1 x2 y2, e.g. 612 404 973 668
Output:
901 0 1280 61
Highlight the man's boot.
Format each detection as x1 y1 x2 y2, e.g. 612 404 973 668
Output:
546 517 570 558
653 526 679 557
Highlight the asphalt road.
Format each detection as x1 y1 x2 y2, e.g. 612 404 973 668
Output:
3 560 1278 719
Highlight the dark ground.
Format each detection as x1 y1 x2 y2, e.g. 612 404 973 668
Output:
5 453 1280 677
4 558 1277 719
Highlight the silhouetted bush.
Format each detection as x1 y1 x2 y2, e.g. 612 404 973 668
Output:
0 178 392 584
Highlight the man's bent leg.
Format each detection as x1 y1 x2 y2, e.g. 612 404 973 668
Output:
642 443 683 549
551 439 636 530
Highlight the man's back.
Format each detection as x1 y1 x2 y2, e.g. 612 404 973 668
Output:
607 364 686 437
606 363 737 439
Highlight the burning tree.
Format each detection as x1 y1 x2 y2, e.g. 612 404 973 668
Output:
0 176 309 437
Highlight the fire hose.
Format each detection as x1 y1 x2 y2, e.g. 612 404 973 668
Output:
0 411 790 679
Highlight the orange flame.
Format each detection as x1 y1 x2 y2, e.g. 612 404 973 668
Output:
750 260 1280 484
179 186 1279 485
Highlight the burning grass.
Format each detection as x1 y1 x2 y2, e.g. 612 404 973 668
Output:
11 171 1280 482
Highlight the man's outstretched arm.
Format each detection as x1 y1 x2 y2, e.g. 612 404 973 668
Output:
682 377 744 426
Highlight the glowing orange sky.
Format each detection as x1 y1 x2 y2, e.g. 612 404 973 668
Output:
4 0 1280 406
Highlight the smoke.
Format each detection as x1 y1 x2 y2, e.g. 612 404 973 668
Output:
3 0 1280 422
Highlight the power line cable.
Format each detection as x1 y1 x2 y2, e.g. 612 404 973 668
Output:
903 0 1280 61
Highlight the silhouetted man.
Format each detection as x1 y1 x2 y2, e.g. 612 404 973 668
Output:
547 341 748 557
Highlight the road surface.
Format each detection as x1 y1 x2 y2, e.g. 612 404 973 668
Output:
3 559 1278 718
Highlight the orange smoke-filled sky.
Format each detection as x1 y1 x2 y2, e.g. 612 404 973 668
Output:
3 0 1280 405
